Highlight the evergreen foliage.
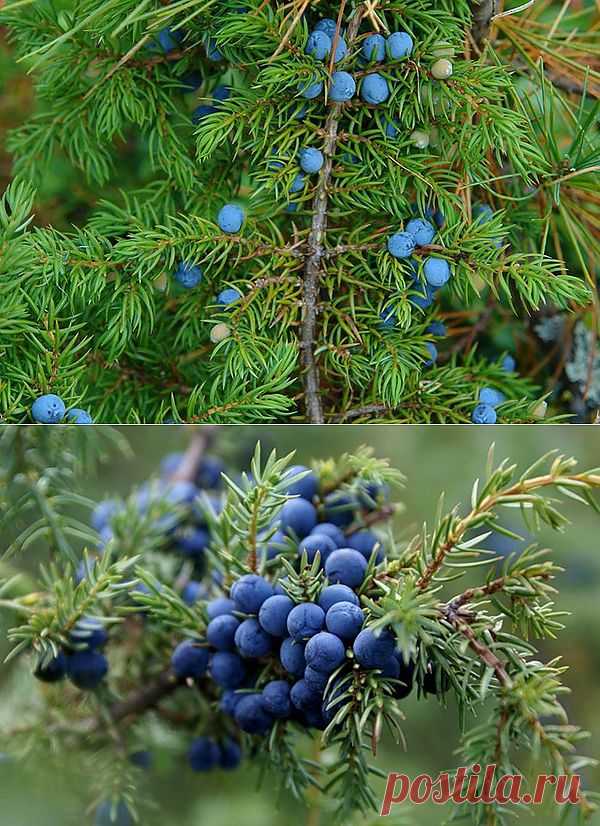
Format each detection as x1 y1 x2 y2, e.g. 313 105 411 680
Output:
0 1 598 422
1 428 599 823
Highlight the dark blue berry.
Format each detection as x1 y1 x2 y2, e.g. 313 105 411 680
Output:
380 656 400 679
188 736 220 771
263 529 290 560
180 71 202 92
329 71 355 102
129 750 152 770
69 617 108 651
91 500 119 532
332 36 348 63
325 549 367 589
284 464 319 500
424 341 438 367
66 408 93 424
387 31 413 59
234 693 274 734
192 104 216 124
299 79 323 99
34 651 67 683
304 631 346 673
318 584 359 613
173 261 202 288
361 34 385 62
325 601 364 641
310 522 345 547
67 650 108 689
423 257 451 288
231 574 274 614
157 27 183 54
213 84 230 102
280 638 307 676
314 18 337 38
279 498 318 538
219 737 242 769
322 492 356 527
206 38 222 61
174 528 210 560
427 321 447 337
196 455 225 489
353 628 396 669
207 615 240 651
258 594 294 637
220 689 244 716
262 680 292 718
346 529 382 562
478 387 505 408
305 31 331 61
502 355 516 372
304 665 329 691
387 232 415 259
210 651 246 688
206 598 233 620
171 640 209 679
217 288 241 306
234 618 274 658
298 533 337 564
360 73 389 104
290 172 305 193
287 603 325 641
290 679 322 712
410 282 437 310
181 580 207 605
405 218 436 246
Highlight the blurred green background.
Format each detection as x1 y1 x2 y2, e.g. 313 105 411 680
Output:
1 425 599 825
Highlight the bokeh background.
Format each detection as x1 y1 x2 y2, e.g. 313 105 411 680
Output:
1 425 599 826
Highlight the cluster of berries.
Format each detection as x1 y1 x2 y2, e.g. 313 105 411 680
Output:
30 449 452 825
77 451 226 600
31 394 93 425
302 19 415 106
187 734 242 772
167 464 439 754
34 616 109 690
36 452 225 689
471 355 516 424
381 210 449 364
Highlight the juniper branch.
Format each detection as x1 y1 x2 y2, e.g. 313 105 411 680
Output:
417 465 600 591
301 5 365 424
104 669 180 726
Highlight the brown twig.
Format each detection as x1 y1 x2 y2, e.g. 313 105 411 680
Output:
106 670 180 725
470 0 499 48
416 470 600 591
330 403 391 422
169 426 220 483
346 503 396 535
301 7 365 424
